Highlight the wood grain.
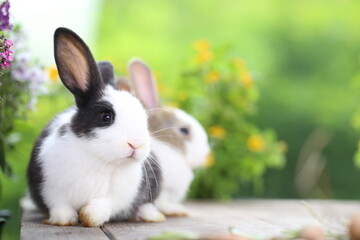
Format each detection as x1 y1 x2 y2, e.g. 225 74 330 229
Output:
20 210 109 240
21 200 360 240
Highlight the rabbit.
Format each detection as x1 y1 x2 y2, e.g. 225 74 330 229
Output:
97 60 165 223
117 59 211 217
27 27 163 227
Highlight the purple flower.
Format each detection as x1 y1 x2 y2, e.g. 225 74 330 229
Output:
4 39 13 47
11 51 48 89
0 37 14 69
10 50 48 109
0 0 12 31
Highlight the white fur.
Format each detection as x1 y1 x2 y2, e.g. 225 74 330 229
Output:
135 203 165 222
152 140 193 205
20 191 37 211
175 109 210 169
38 86 150 226
152 110 210 216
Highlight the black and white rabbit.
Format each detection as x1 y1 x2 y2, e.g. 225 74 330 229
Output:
27 28 162 227
97 60 165 223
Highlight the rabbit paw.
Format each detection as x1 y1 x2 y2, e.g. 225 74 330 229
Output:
79 201 111 227
135 203 166 222
44 206 78 226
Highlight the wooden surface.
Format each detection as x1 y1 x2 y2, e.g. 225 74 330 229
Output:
21 200 360 240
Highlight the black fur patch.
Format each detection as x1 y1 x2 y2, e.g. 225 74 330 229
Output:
27 123 52 213
97 61 116 88
71 100 115 138
130 152 162 217
57 123 70 137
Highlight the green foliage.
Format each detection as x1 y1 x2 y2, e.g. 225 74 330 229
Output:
0 24 48 239
0 70 29 193
97 0 360 199
168 42 286 199
354 148 360 169
0 25 47 197
351 74 360 168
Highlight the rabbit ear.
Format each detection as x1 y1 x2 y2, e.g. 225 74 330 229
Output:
128 59 159 109
116 77 133 93
97 61 116 87
54 27 103 107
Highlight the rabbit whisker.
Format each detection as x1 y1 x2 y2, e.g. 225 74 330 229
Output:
146 108 173 113
151 134 182 139
145 160 159 188
151 127 180 135
148 154 165 173
152 139 184 154
142 164 152 202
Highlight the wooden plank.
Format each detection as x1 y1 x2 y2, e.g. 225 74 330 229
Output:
226 199 360 234
184 201 286 237
21 200 360 240
102 200 360 240
20 210 109 240
102 217 229 240
102 201 284 240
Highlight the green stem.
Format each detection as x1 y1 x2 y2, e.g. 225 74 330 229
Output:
0 76 4 172
0 80 4 197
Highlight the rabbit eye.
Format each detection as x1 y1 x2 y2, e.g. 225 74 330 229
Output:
179 127 190 135
101 111 113 123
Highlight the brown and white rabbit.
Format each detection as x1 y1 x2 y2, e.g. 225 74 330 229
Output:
118 59 211 216
27 28 162 227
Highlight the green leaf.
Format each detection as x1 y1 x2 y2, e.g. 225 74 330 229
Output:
147 232 199 240
354 148 360 169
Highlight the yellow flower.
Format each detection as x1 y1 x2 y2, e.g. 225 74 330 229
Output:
247 135 265 152
241 72 253 88
196 50 213 63
158 81 167 94
47 66 59 83
204 151 215 168
205 71 220 83
166 102 179 108
233 57 246 71
234 58 253 87
193 40 213 64
193 39 211 52
209 125 227 139
153 71 161 81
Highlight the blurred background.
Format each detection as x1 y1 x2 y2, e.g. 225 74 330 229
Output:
2 0 360 239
